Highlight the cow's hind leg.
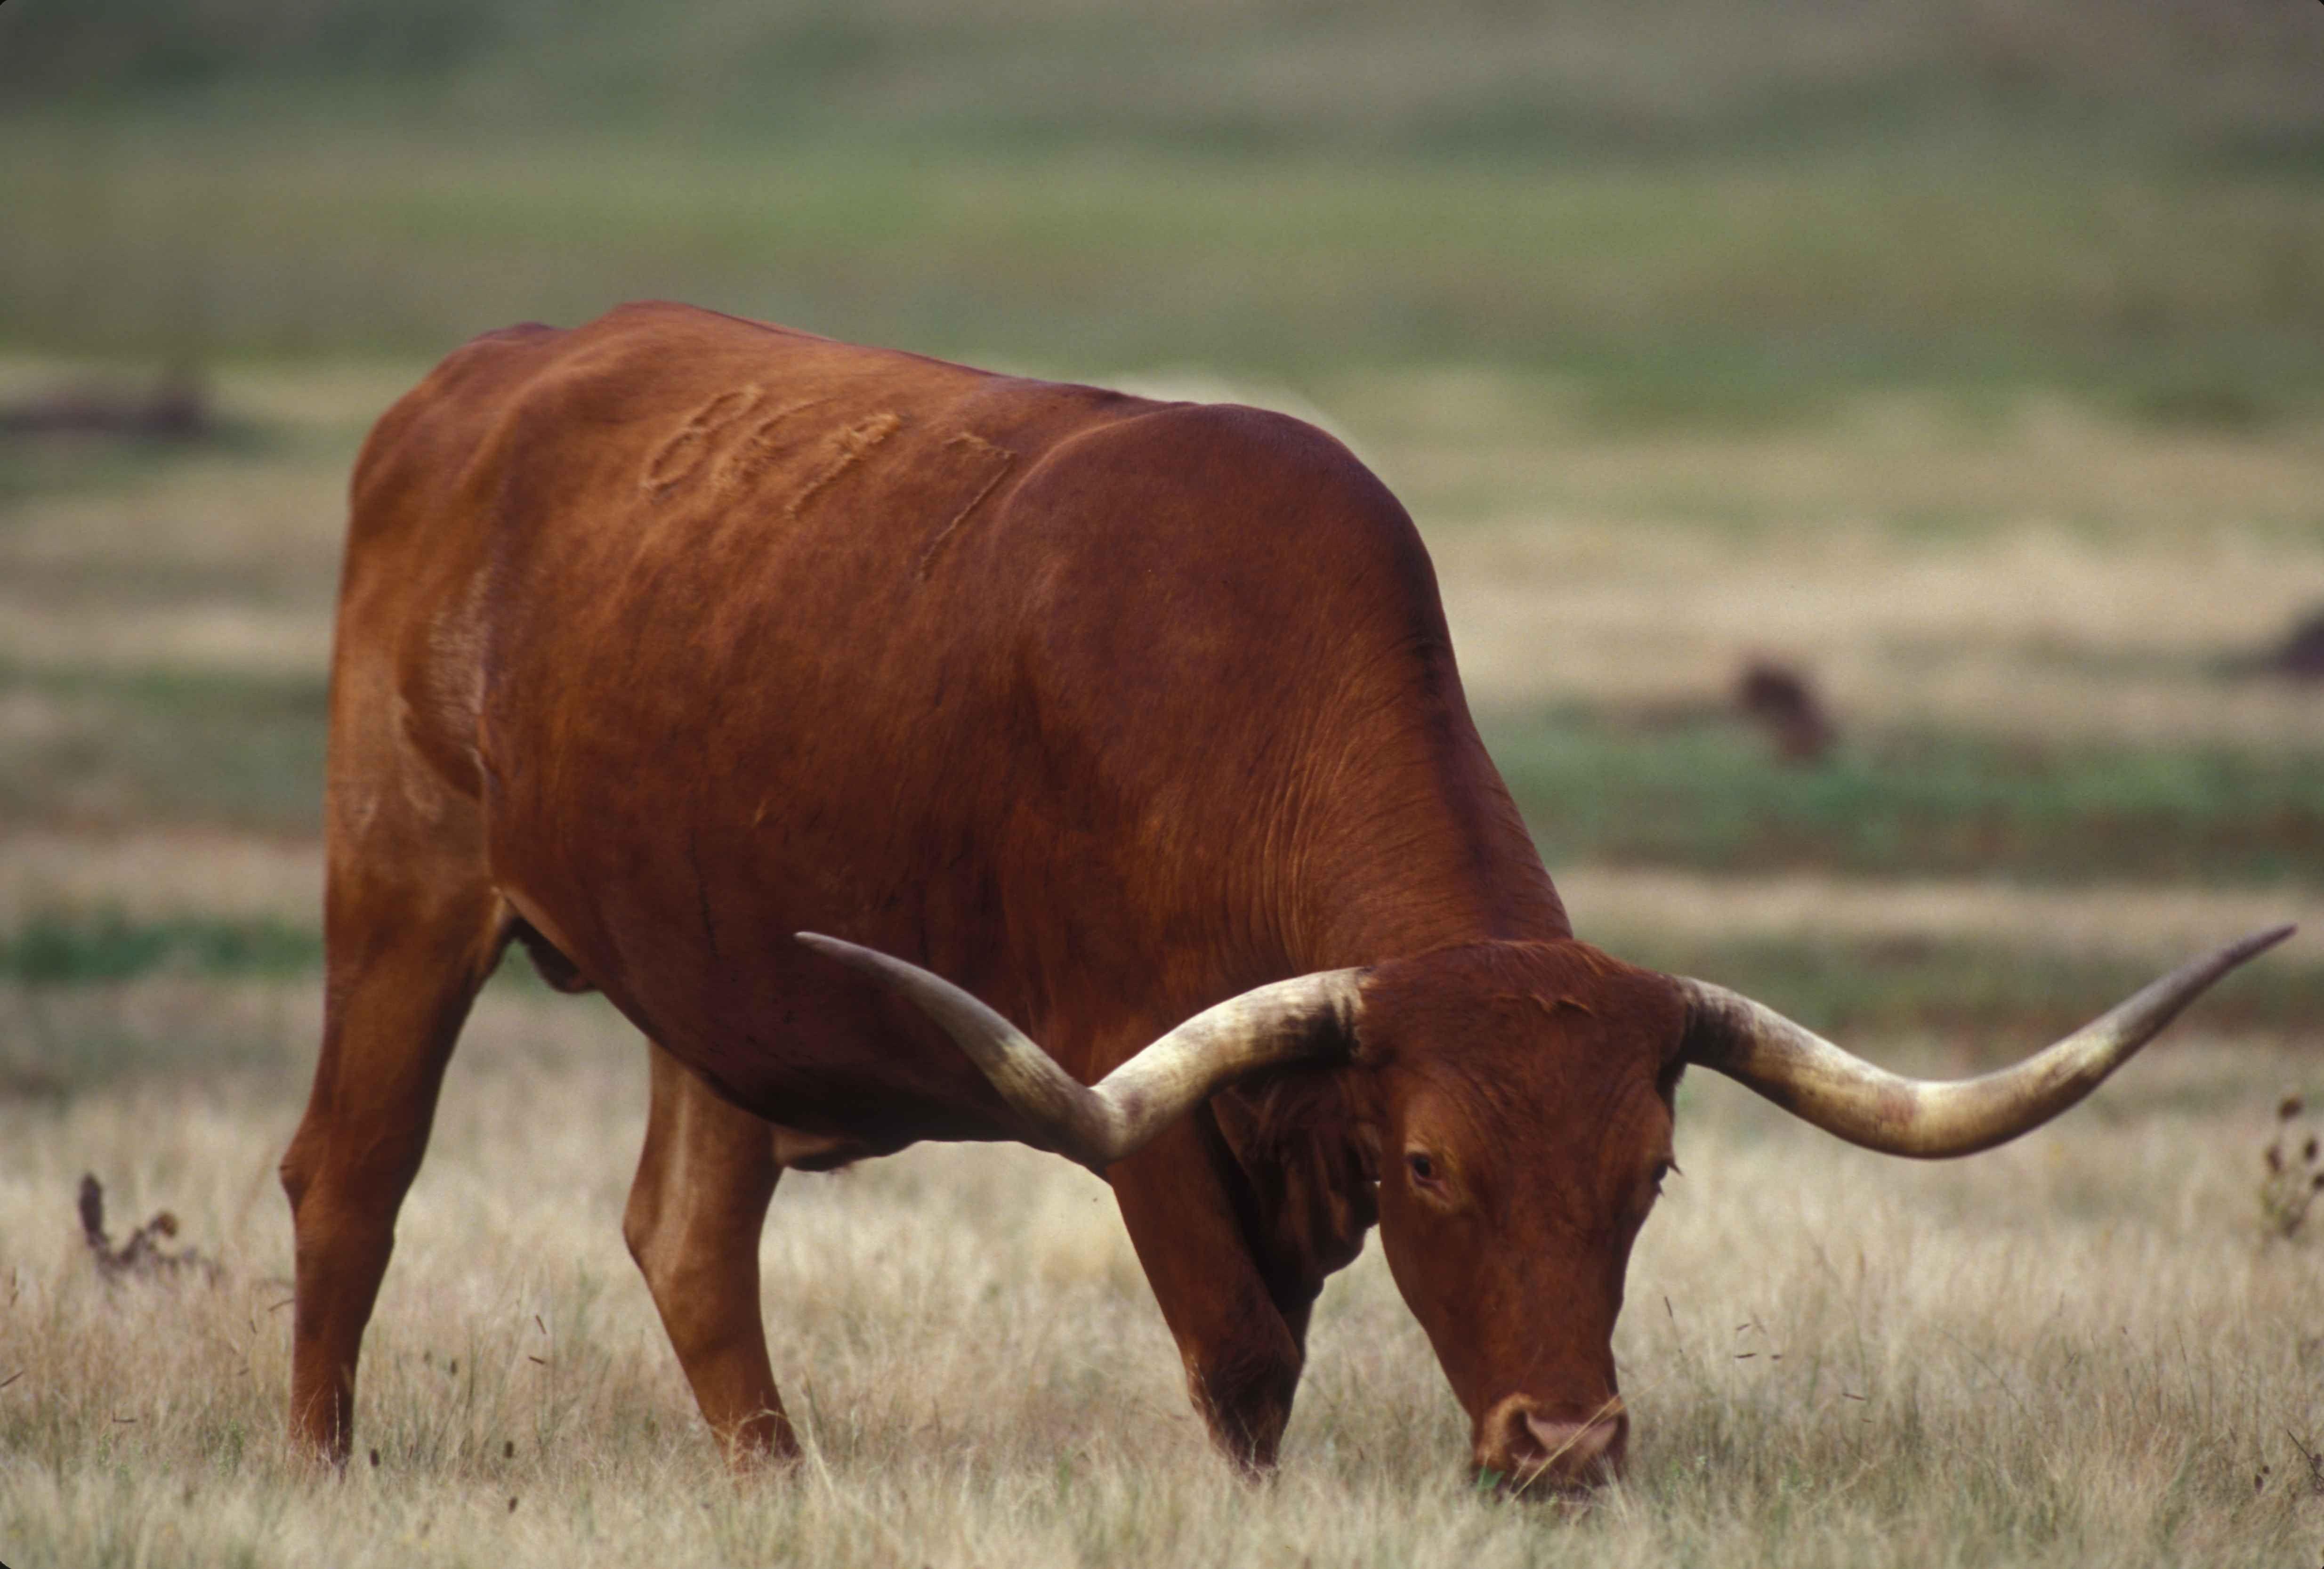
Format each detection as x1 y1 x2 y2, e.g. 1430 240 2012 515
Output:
624 1040 796 1469
278 815 509 1464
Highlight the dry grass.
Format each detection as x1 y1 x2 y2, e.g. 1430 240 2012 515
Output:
1360 379 2324 746
1348 380 2324 536
0 833 319 928
1558 867 2324 964
0 447 345 677
1437 516 2324 747
1 985 2320 1566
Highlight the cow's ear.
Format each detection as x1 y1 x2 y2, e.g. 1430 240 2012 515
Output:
1655 1055 1688 1110
1349 1116 1383 1184
1346 992 1388 1067
1653 974 1694 1108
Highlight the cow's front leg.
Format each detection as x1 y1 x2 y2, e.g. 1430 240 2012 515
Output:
1108 1111 1309 1472
624 1040 796 1469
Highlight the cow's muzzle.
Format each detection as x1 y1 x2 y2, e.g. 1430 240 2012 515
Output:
1475 1393 1627 1496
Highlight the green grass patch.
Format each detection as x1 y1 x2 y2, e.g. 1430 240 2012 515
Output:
0 438 198 508
6 117 2324 427
1600 930 2319 1047
1490 706 2324 886
0 663 326 835
0 909 320 984
0 907 581 995
0 915 565 1095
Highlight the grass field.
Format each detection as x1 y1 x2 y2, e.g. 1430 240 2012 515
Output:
2 342 2321 1564
1 987 2319 1566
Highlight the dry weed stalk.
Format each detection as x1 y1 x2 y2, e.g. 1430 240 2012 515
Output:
77 1173 221 1284
2284 1430 2324 1496
2259 1096 2324 1241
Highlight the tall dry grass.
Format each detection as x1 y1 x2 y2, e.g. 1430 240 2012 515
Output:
1 983 2319 1566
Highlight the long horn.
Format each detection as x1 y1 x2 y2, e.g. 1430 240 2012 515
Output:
795 933 1366 1173
1674 924 2294 1158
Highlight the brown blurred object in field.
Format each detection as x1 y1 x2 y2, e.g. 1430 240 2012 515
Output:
1735 657 1836 763
2260 1094 2324 1242
2260 607 2324 681
77 1173 221 1283
0 367 210 441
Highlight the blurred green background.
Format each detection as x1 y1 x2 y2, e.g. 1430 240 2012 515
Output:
5 0 2323 422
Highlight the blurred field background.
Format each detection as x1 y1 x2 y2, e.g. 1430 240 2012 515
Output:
3 2 2323 1564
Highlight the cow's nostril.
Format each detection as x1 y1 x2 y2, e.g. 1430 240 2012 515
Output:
1522 1412 1620 1472
1477 1395 1627 1493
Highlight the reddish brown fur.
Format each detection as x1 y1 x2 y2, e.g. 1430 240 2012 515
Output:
282 302 1684 1487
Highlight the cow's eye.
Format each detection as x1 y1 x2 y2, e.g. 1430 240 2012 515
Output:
1650 1158 1677 1195
1406 1151 1439 1185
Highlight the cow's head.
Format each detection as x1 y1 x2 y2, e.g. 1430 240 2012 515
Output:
799 924 2288 1493
1348 940 1677 1487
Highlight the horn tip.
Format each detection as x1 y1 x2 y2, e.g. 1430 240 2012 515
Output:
2230 923 2298 962
795 931 873 968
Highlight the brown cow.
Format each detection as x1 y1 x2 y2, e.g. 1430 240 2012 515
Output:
283 301 2287 1491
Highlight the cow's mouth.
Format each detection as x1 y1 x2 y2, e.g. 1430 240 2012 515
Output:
1473 1393 1627 1497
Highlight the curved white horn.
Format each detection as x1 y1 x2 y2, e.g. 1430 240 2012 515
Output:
1676 924 2294 1158
796 933 1366 1172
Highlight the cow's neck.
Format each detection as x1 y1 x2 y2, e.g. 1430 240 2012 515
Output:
1285 683 1569 974
1199 701 1565 1322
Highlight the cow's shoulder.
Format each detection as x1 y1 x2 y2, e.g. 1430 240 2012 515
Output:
1007 395 1436 616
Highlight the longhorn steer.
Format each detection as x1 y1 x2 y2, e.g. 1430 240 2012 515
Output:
283 301 2287 1490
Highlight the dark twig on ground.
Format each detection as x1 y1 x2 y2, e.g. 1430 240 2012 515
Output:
78 1173 222 1284
2283 1428 2324 1495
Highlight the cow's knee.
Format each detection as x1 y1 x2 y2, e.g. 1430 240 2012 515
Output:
1183 1321 1303 1472
627 1221 738 1362
621 1182 682 1299
279 1136 315 1217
